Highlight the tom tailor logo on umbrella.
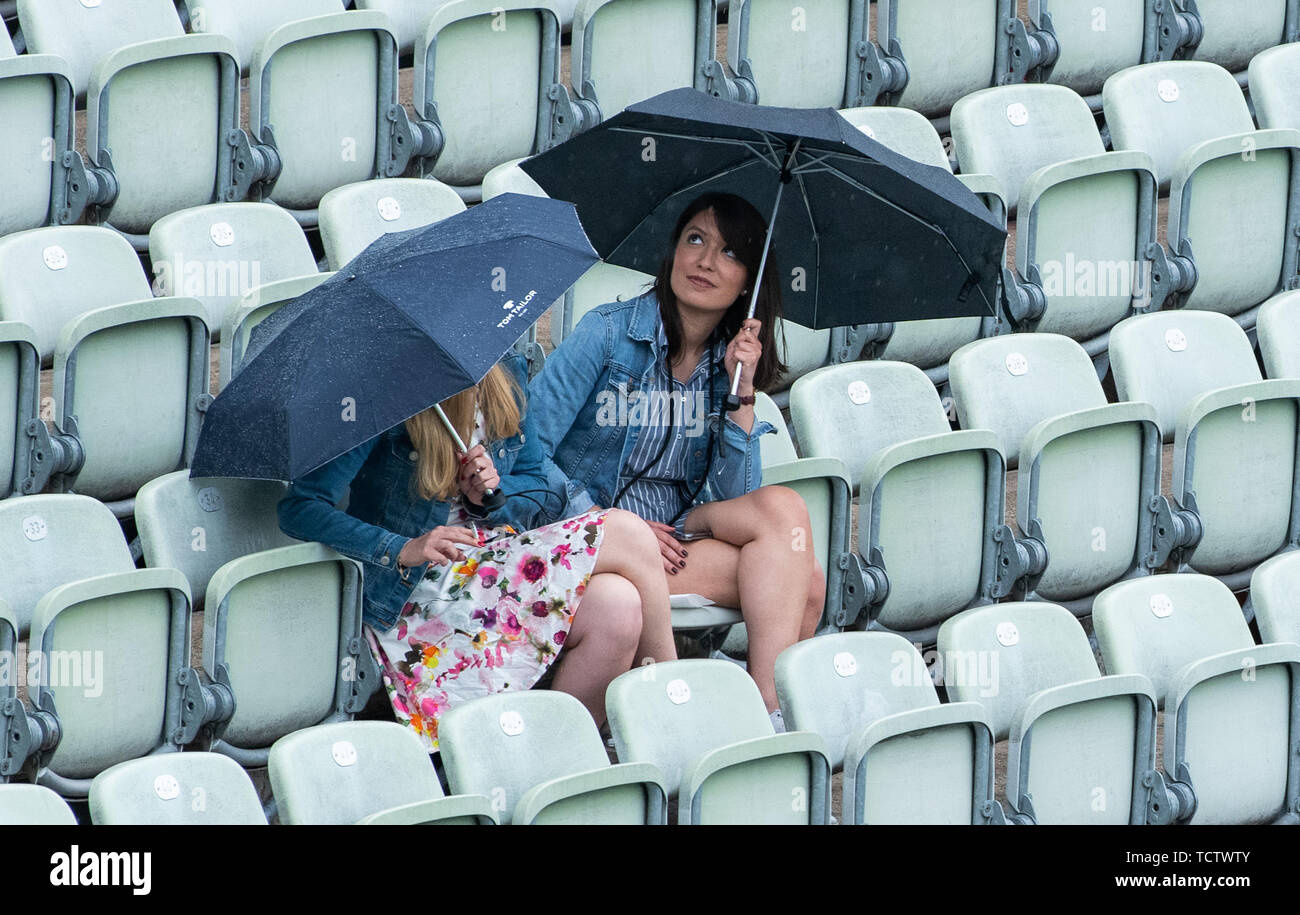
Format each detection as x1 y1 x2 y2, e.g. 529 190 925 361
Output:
498 289 539 328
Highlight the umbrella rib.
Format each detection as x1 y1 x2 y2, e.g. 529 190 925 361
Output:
604 126 783 170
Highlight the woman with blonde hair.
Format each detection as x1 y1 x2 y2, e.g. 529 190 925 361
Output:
279 353 675 750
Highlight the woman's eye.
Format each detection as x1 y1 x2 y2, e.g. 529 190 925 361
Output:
723 247 737 259
686 232 703 245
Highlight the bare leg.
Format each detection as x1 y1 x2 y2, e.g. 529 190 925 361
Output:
672 486 818 710
549 573 641 726
590 508 678 666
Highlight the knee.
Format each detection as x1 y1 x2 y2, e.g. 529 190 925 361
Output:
594 574 643 651
601 508 659 555
751 485 811 529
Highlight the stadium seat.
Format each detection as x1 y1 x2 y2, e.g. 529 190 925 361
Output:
949 333 1170 611
605 659 832 824
412 0 574 198
0 601 59 782
180 0 345 69
1025 0 1151 102
775 631 1003 824
939 602 1164 824
1109 310 1300 585
1249 550 1300 646
148 202 319 337
248 10 419 221
1094 573 1300 824
0 494 211 798
318 178 466 271
0 22 14 57
269 720 497 824
870 0 1024 117
791 361 1043 643
0 55 97 235
724 0 865 108
89 753 267 824
571 0 735 124
1104 61 1300 329
0 321 40 500
440 691 668 824
952 84 1167 348
220 273 335 389
356 0 450 54
837 107 1003 383
1183 0 1296 74
1249 42 1300 132
17 0 184 99
1258 290 1300 379
0 785 78 824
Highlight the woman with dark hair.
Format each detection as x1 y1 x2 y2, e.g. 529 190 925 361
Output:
529 193 824 728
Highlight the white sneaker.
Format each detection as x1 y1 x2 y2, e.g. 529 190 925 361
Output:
769 708 787 734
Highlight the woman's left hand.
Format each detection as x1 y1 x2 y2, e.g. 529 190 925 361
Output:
724 318 763 394
458 444 501 506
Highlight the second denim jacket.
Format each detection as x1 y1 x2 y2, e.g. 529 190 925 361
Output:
528 291 774 523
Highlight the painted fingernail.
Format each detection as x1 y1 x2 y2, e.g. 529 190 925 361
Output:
678 560 686 568
670 568 677 575
682 550 689 557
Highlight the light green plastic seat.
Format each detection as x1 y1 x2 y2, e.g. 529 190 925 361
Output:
1110 311 1300 581
1249 42 1300 132
1258 290 1300 379
414 0 570 196
17 0 184 99
1 600 59 782
1185 0 1293 73
775 632 1002 825
1250 550 1300 645
440 690 668 824
953 83 1164 344
1094 573 1300 824
220 273 335 388
874 0 1016 117
0 321 40 500
270 720 497 824
89 753 268 825
0 55 84 235
0 785 78 824
318 177 466 271
606 658 831 824
0 22 13 57
149 202 319 336
0 226 153 364
356 0 456 53
555 262 653 346
791 361 1025 643
725 0 863 108
949 333 1166 607
938 601 1162 824
181 0 345 69
1104 61 1300 327
836 107 1001 378
572 0 723 122
1027 0 1152 99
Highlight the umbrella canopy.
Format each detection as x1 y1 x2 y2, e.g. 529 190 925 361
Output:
520 88 1007 329
190 193 599 481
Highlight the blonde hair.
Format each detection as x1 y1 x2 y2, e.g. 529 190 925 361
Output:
404 364 523 501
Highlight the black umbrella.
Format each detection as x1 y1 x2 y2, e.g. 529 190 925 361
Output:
189 193 599 483
521 88 1007 407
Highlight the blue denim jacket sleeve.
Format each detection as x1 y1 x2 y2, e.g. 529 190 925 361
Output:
527 309 608 520
277 434 411 569
708 406 775 503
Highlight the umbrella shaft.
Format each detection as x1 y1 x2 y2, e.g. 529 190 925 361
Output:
732 169 789 401
433 404 470 453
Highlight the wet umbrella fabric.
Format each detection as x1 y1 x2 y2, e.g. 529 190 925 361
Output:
520 87 1007 329
189 193 599 482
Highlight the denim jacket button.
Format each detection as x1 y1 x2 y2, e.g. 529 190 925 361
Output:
409 451 419 461
380 555 391 566
519 434 526 443
498 448 506 458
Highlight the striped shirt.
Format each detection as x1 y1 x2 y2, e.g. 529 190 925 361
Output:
614 328 724 526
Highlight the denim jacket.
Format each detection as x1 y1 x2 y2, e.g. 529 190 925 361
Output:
528 291 774 522
277 354 556 631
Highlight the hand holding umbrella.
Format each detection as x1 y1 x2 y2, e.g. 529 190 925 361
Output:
434 405 506 512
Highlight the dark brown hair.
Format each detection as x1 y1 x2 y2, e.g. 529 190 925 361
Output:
652 192 787 391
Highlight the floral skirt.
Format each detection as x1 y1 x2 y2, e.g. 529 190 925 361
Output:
365 510 608 752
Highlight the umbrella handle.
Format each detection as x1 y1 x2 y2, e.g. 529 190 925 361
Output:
435 403 508 511
725 362 745 413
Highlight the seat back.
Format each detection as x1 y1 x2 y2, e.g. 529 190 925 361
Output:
17 0 184 97
771 320 831 392
1251 550 1300 645
135 470 296 611
0 785 78 824
357 0 455 54
0 494 135 638
0 322 39 500
416 0 562 189
877 0 1006 117
1031 0 1149 97
0 226 153 363
440 690 619 824
149 202 318 335
221 273 335 388
269 721 447 824
1189 0 1291 73
726 0 857 108
182 0 346 68
606 658 773 795
754 391 797 465
1249 42 1300 132
1260 291 1300 381
89 753 267 824
0 56 77 235
1103 60 1256 187
318 178 467 270
1109 310 1262 440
